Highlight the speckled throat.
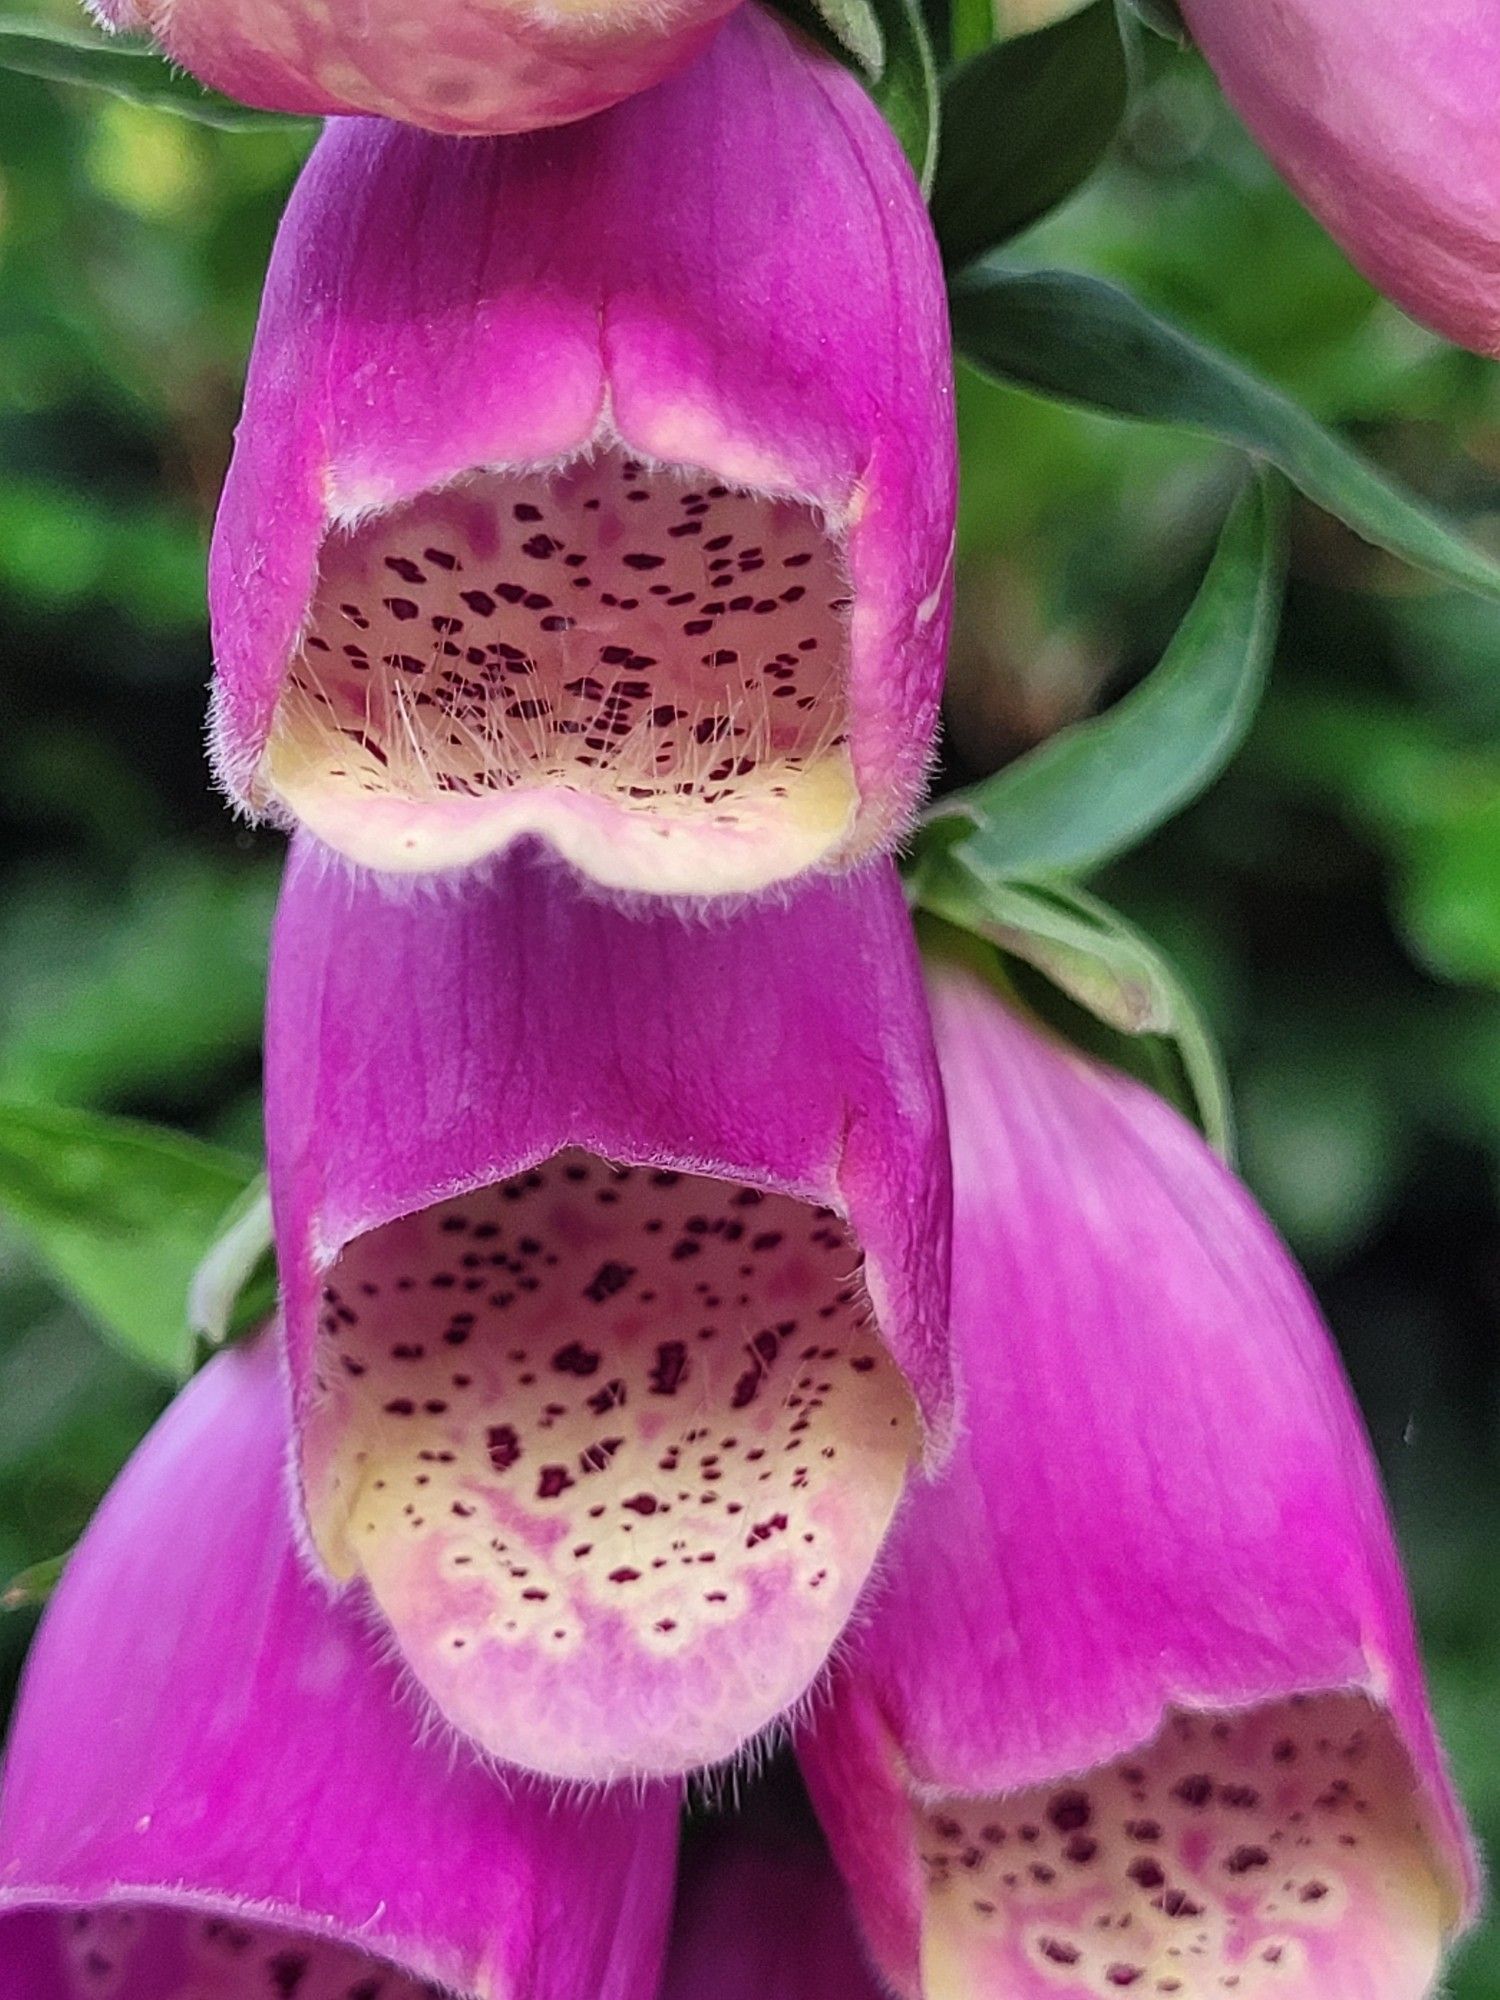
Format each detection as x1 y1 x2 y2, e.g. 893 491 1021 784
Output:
305 1151 920 1781
56 1907 440 1999
263 448 858 891
917 1694 1448 1999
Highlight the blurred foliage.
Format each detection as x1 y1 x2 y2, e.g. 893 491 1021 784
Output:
0 2 1495 1987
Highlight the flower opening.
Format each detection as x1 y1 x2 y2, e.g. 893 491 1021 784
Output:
309 1151 919 1780
266 449 857 889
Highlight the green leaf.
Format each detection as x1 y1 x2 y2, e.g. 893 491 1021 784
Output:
806 0 886 72
0 18 309 128
932 2 1129 269
916 863 1234 1151
870 0 940 193
929 472 1286 875
188 1175 277 1348
0 1103 260 1379
1121 0 1186 40
2 1550 68 1614
950 265 1500 600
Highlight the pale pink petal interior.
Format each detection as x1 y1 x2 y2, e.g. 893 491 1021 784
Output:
917 1695 1449 2000
264 447 857 890
308 1152 919 1780
36 1904 439 1998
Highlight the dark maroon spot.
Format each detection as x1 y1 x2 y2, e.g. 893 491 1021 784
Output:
486 1424 522 1472
1127 1858 1165 1890
1172 1774 1213 1808
1039 1941 1080 1967
584 1261 635 1304
552 1340 602 1375
1157 1890 1204 1920
623 1493 660 1516
537 1464 574 1499
1048 1789 1092 1834
1224 1840 1272 1872
650 1341 689 1395
579 1437 624 1474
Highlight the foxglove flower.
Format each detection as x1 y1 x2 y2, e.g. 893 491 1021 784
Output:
209 5 955 897
0 1336 679 2000
663 1825 884 1999
800 956 1478 1998
86 0 738 137
1181 0 1499 355
265 837 952 1782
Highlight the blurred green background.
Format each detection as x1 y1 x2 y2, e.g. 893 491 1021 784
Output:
0 4 1495 1986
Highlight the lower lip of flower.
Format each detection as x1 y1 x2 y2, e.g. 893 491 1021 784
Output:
304 1150 919 1782
24 1903 444 1999
914 1692 1448 1999
261 447 858 892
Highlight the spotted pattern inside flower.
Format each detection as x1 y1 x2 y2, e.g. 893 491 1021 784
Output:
56 1905 442 1998
308 1151 918 1780
264 449 857 888
917 1695 1449 1999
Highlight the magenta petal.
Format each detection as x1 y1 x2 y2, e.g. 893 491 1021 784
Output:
0 1336 679 2000
1180 0 1499 355
90 0 737 136
799 957 1477 1999
662 1826 885 2000
209 6 954 896
264 836 951 1781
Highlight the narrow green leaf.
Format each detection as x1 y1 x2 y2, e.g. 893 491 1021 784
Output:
188 1175 277 1348
1121 0 1186 41
774 0 886 75
932 2 1128 268
870 0 940 193
0 18 309 128
813 0 887 72
950 265 1500 600
930 472 1286 875
916 860 1233 1152
2 1550 68 1614
0 1103 260 1379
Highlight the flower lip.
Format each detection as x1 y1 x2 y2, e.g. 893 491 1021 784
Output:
911 1692 1458 2000
0 1899 450 2000
259 446 860 893
306 1150 922 1783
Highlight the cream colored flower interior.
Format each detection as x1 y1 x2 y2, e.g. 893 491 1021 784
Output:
916 1694 1451 2000
304 1152 920 1780
263 447 857 891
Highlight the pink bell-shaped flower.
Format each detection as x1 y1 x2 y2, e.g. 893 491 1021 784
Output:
1182 0 1499 355
0 1336 680 2000
209 7 954 897
799 953 1478 1998
86 0 738 137
263 837 952 1783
